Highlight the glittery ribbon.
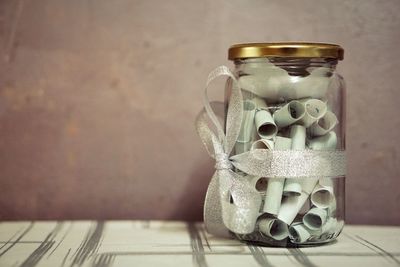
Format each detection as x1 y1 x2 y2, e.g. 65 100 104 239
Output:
195 66 346 237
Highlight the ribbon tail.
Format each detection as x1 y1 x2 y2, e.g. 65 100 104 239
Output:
203 171 231 238
223 171 262 234
204 170 262 236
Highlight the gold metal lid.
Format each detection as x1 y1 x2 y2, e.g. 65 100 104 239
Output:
228 42 344 60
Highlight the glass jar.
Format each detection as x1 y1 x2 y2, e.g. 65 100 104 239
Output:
225 43 345 246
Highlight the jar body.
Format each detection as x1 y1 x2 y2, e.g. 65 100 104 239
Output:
225 57 345 246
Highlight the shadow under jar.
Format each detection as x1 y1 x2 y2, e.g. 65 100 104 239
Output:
225 43 345 247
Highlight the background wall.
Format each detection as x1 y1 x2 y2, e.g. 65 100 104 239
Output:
0 0 399 225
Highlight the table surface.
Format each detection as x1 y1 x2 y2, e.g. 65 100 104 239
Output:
0 221 399 267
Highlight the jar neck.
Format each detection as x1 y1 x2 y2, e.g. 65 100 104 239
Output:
234 57 338 77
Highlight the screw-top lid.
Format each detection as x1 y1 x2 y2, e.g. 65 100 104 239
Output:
228 42 344 60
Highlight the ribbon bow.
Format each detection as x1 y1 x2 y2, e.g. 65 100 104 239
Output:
195 66 346 237
195 66 262 236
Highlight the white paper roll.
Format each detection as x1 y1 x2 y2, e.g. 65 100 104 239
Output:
320 178 337 217
242 59 275 75
251 139 274 150
298 98 327 127
282 182 302 197
235 141 252 155
239 75 283 101
293 67 332 101
302 207 328 230
307 131 337 150
273 101 305 128
311 183 335 209
315 217 339 237
239 67 331 101
327 196 337 216
274 136 292 149
277 193 308 225
290 125 306 149
251 176 269 193
289 222 311 243
328 218 343 234
319 177 334 187
263 178 285 215
307 130 338 210
237 100 256 142
235 100 256 154
238 64 289 101
283 125 305 197
277 178 319 225
302 178 320 195
290 218 338 243
255 109 278 139
321 217 338 233
309 110 338 136
262 136 292 215
258 218 289 241
252 96 268 110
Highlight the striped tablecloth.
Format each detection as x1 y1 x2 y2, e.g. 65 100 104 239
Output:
0 221 399 267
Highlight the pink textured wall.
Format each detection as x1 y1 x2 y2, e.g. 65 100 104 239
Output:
0 0 399 225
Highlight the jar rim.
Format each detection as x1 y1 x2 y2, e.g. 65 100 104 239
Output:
228 42 344 61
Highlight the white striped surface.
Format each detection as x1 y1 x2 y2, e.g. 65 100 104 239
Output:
0 221 399 267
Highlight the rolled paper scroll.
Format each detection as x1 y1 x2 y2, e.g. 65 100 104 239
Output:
252 96 268 110
235 142 252 155
327 195 337 216
298 98 327 127
258 218 289 241
290 218 338 243
302 207 328 230
239 66 331 101
309 217 339 238
288 223 311 243
278 177 319 225
239 75 282 101
238 65 289 101
311 178 335 209
255 108 278 140
235 100 256 154
253 97 278 139
263 136 292 215
307 131 337 209
273 101 306 128
320 179 337 216
309 110 338 137
290 125 306 149
250 176 269 193
294 67 332 101
307 131 337 150
283 125 305 196
321 217 338 233
320 177 334 187
251 139 274 150
242 59 276 75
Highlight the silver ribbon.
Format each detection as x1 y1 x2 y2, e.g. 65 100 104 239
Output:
195 66 346 237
